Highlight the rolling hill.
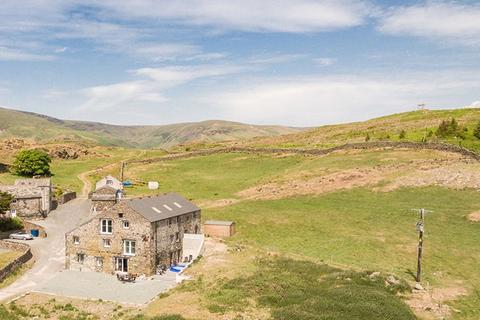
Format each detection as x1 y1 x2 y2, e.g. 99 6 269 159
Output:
0 107 303 148
232 108 480 151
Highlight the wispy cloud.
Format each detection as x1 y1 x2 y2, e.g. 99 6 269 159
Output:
0 46 55 61
201 71 480 126
78 64 245 112
99 0 372 33
378 2 480 46
313 57 336 66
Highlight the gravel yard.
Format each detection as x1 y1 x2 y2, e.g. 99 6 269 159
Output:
34 270 177 305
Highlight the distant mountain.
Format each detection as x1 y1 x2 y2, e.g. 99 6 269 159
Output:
0 107 303 148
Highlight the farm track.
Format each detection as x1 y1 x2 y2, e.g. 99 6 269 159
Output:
126 141 480 166
77 150 147 198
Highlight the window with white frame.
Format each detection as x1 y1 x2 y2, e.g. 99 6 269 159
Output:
103 239 111 247
73 236 80 244
123 220 130 229
100 219 112 234
123 240 136 255
95 256 103 267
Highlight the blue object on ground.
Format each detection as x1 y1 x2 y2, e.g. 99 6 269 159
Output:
31 229 39 237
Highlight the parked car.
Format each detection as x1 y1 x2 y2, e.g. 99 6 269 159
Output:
9 231 34 240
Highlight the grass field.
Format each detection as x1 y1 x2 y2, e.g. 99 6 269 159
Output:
1 142 480 319
112 149 480 319
0 250 22 270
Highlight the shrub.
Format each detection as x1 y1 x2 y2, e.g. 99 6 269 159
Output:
12 149 52 177
365 133 371 142
0 217 23 231
474 121 480 139
0 192 13 214
435 118 465 139
399 130 406 139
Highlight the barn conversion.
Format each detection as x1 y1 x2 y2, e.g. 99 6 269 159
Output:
0 178 52 218
65 193 202 276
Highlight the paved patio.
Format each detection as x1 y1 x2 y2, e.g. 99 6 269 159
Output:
34 270 177 305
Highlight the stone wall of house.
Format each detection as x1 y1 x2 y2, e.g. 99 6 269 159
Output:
91 187 118 213
91 200 116 213
66 202 155 276
154 210 201 267
11 198 44 218
0 240 33 281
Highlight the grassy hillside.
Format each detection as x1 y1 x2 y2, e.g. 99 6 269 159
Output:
0 107 302 148
92 149 480 319
228 108 480 152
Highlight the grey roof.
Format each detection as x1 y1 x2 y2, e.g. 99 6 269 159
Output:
204 220 235 226
125 193 200 222
0 178 51 199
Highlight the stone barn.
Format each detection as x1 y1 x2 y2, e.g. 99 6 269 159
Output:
65 193 202 276
90 175 124 213
203 220 236 238
0 178 52 218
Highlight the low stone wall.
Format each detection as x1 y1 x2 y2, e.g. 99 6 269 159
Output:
58 192 77 205
0 240 33 282
127 141 480 166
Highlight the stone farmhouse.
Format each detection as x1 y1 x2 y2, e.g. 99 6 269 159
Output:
90 175 124 213
65 193 201 276
0 178 52 218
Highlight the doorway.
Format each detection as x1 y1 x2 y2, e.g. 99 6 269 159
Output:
115 257 128 272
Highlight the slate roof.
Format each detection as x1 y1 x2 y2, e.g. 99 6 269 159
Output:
0 178 51 199
126 193 200 222
95 175 123 191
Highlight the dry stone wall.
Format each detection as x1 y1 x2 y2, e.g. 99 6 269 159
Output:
0 240 32 281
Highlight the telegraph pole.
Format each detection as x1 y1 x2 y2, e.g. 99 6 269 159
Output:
416 209 425 282
413 208 432 283
120 161 125 182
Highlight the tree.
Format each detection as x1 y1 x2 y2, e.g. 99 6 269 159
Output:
435 118 464 139
0 192 13 214
12 149 52 177
399 130 406 139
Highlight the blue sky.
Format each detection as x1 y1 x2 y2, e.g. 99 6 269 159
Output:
0 0 479 126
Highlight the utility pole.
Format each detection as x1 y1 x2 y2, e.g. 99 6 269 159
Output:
412 208 432 283
120 161 125 182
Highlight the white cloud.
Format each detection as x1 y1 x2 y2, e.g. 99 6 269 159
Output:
379 2 480 46
99 0 372 32
469 101 480 108
0 46 54 61
201 72 480 126
313 57 336 66
78 64 245 111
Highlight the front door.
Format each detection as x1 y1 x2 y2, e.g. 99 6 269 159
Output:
115 257 128 272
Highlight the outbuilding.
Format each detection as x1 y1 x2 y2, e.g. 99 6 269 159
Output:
203 220 236 238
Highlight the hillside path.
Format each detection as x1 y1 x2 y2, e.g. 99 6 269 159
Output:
77 150 147 199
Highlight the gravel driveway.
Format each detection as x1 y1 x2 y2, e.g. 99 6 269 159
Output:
35 270 177 305
0 198 91 302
